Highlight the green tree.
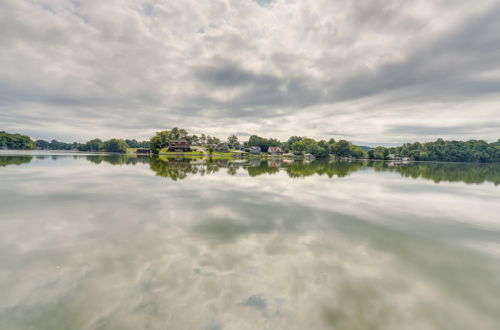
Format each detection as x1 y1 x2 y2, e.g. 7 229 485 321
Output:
283 136 303 152
0 131 34 150
246 135 281 152
200 134 207 146
150 131 172 154
332 140 351 157
227 135 240 149
206 135 221 145
104 139 128 153
78 138 104 152
169 128 188 140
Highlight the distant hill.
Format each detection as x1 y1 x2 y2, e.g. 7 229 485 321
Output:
358 145 372 151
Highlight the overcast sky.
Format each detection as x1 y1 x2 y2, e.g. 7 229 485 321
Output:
1 0 499 145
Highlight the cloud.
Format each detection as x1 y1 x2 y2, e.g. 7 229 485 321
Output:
386 122 500 137
255 0 275 8
0 0 499 143
332 3 500 102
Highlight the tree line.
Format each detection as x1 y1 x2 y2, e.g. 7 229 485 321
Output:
1 131 151 153
245 135 365 158
368 139 500 163
0 131 34 150
36 138 149 152
2 130 500 162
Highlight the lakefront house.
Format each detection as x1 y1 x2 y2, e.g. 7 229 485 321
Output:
249 146 261 155
167 140 191 152
268 146 283 155
215 143 230 153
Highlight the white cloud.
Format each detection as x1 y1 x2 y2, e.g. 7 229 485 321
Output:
1 0 499 143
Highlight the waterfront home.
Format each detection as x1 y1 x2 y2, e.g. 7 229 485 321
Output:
250 146 261 155
167 140 191 152
215 143 230 153
268 146 283 155
388 154 402 161
305 153 315 160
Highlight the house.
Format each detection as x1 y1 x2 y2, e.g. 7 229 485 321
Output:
249 146 261 155
136 148 150 155
305 153 315 160
215 143 230 153
401 156 411 162
268 146 283 155
167 140 191 152
388 154 402 161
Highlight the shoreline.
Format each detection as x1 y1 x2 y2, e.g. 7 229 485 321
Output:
1 149 499 164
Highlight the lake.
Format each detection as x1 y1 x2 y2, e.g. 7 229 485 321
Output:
1 152 500 330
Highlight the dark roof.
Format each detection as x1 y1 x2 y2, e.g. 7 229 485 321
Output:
169 140 191 147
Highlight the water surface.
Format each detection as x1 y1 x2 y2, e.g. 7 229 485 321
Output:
1 153 499 330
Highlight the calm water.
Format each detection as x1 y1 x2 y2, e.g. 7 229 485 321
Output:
1 152 500 330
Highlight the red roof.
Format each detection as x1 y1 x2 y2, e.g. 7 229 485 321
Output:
268 146 283 153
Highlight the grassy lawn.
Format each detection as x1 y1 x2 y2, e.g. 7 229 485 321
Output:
158 155 204 162
209 151 234 159
158 148 205 155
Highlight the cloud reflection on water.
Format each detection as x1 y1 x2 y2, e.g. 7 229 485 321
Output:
0 155 499 329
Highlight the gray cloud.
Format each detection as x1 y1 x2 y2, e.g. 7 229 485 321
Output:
192 60 323 114
386 122 500 137
255 0 274 8
332 3 500 102
0 0 499 142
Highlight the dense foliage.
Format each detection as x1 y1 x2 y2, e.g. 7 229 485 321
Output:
77 138 128 153
35 138 148 151
125 139 149 148
103 139 129 153
77 138 105 152
0 131 34 150
368 139 500 163
36 139 79 150
149 128 223 154
245 135 365 158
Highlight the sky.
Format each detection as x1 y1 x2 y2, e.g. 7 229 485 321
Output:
1 0 499 145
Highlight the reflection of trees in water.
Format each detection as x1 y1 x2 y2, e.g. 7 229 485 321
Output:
146 157 500 185
4 154 497 185
372 161 500 186
246 162 280 177
0 156 33 167
285 161 364 178
85 155 150 165
149 157 207 181
147 158 362 180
